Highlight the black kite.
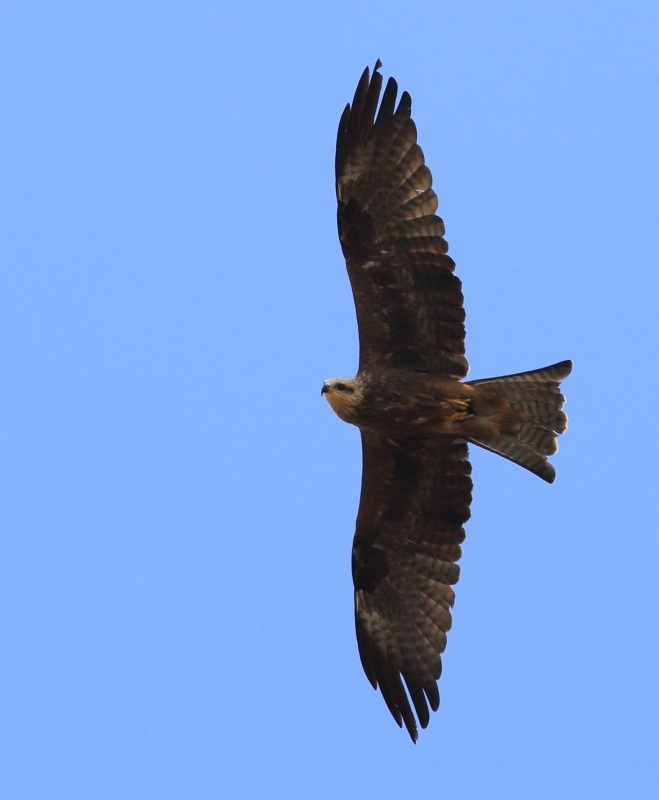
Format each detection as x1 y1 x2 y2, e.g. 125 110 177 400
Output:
322 62 571 742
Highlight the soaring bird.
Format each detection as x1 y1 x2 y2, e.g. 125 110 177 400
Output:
322 61 571 741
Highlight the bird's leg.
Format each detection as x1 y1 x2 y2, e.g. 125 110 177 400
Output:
448 397 473 421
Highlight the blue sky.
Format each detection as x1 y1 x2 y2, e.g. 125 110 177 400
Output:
2 2 658 797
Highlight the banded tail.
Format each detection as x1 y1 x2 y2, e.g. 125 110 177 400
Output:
466 360 572 483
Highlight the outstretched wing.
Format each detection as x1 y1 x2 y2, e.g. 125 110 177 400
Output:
336 62 468 378
352 431 472 741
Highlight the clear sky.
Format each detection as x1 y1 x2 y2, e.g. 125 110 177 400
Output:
2 2 658 798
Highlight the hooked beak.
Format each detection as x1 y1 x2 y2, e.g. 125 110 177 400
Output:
321 382 329 396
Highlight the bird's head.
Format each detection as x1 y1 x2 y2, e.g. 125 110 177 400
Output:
321 377 363 423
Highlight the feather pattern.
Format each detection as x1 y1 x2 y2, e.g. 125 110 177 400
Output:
336 63 468 378
353 432 472 741
467 360 572 482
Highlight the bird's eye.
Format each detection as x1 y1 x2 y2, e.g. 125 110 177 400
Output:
335 382 347 391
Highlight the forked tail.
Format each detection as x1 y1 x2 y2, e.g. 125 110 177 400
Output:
466 360 572 483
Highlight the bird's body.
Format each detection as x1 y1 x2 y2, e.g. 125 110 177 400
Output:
323 61 571 741
324 370 523 440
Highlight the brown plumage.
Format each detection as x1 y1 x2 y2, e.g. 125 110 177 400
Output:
323 62 571 742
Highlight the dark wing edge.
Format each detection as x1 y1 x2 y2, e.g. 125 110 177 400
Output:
336 63 468 378
352 431 472 741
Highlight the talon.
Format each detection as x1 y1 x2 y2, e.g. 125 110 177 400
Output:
449 398 470 411
448 397 472 422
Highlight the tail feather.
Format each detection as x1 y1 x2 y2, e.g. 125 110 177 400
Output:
466 360 572 483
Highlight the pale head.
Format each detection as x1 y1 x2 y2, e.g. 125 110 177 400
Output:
321 377 363 424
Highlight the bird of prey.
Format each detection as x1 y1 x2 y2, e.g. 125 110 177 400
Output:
322 61 571 742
